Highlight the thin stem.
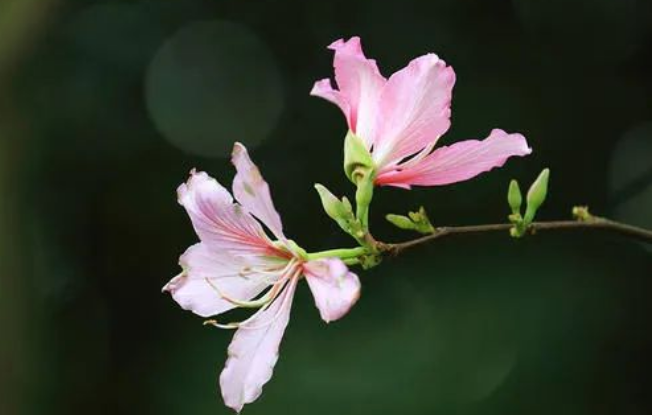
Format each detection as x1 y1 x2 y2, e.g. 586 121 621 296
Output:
356 202 369 230
355 178 374 231
306 246 369 261
382 216 652 256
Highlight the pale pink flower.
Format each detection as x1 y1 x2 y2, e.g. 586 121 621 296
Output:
311 37 532 189
163 143 360 412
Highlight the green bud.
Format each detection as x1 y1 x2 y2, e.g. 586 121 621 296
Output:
572 205 592 222
507 179 522 215
314 184 356 233
523 168 550 224
412 206 435 234
386 214 416 231
386 207 435 234
343 131 375 184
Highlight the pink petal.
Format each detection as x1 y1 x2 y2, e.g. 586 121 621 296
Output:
163 243 274 318
375 129 532 188
310 78 350 122
304 258 361 323
372 54 456 169
231 143 288 247
177 170 277 257
311 37 386 148
219 277 298 412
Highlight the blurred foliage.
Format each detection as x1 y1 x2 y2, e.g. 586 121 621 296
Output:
1 0 652 414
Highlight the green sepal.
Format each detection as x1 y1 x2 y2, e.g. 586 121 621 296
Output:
343 131 375 184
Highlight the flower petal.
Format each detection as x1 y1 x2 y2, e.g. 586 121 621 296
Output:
163 243 275 317
219 277 298 413
375 129 532 188
372 54 455 169
304 258 361 323
310 78 351 122
231 143 288 247
311 37 386 148
178 170 276 257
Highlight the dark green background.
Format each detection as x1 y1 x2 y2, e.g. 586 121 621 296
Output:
1 0 652 414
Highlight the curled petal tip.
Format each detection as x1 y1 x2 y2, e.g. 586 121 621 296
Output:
231 142 247 158
310 78 333 96
327 36 361 51
162 274 183 293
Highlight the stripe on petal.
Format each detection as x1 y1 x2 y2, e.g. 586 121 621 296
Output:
376 129 532 188
372 54 455 169
177 170 276 257
163 243 276 317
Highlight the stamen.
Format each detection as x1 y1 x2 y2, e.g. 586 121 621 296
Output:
237 259 295 281
205 277 275 308
203 319 239 329
202 263 301 331
237 270 301 331
202 288 278 330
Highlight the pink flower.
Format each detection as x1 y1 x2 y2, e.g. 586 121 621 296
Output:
311 37 532 189
163 143 360 413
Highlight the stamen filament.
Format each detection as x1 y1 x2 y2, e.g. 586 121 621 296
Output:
202 262 301 330
205 278 275 308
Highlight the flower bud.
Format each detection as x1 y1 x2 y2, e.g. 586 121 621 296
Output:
386 214 416 231
524 168 550 224
386 207 435 234
507 179 522 216
314 184 356 233
572 205 592 222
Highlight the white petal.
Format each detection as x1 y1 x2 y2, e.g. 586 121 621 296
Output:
163 243 274 318
304 258 361 323
219 277 298 412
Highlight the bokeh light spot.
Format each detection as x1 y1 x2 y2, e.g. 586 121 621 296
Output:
146 20 284 158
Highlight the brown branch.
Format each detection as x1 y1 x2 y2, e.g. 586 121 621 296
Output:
380 217 652 256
